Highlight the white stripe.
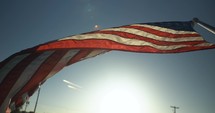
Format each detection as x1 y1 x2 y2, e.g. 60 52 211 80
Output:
0 54 30 84
21 92 29 103
1 51 54 111
101 27 203 42
60 33 189 50
9 101 15 111
131 24 198 34
44 49 80 80
82 50 109 60
195 42 214 47
0 97 10 113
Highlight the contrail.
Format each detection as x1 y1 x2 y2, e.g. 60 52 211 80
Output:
67 85 78 90
63 79 82 89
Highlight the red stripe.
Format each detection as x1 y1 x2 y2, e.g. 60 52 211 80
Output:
122 25 201 38
15 84 38 107
66 49 93 65
33 39 215 53
16 27 202 53
11 50 69 106
93 30 204 46
31 31 204 52
0 53 41 107
160 44 215 53
0 54 20 70
34 38 211 52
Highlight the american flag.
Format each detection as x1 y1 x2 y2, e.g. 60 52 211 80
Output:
0 21 215 112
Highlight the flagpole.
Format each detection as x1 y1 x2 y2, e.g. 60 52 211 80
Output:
33 83 41 113
192 18 215 35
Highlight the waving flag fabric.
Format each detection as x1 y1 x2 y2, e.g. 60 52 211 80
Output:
0 21 215 112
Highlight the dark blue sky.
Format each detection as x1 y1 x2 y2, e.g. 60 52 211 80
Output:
0 0 215 113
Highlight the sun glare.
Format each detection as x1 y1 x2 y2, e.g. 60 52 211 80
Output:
87 79 145 113
99 88 142 113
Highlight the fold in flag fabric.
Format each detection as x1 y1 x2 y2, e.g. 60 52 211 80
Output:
0 21 215 112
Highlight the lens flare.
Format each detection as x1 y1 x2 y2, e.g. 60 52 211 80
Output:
98 87 142 113
84 79 146 113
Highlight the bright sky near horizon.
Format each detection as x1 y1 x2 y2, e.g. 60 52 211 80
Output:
0 0 215 113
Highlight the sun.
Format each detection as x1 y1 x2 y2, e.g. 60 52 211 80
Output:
90 80 144 113
99 88 142 113
83 78 150 113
